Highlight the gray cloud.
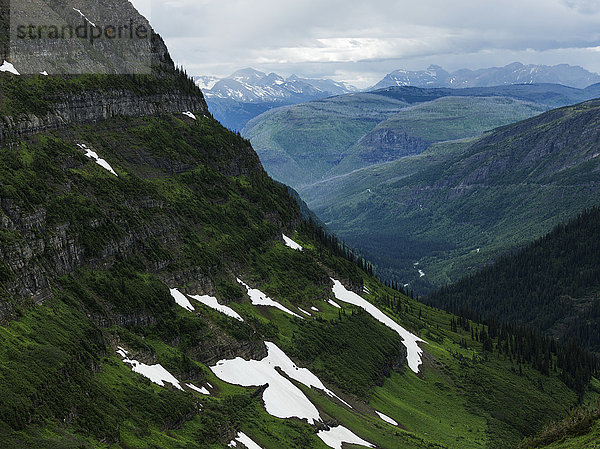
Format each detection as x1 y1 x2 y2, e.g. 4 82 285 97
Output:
131 0 600 87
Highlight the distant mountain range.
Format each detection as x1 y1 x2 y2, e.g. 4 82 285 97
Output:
193 68 358 130
372 62 600 90
196 63 600 131
199 68 357 102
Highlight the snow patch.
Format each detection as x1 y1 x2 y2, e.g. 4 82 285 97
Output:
310 306 319 312
317 426 374 449
189 294 244 321
186 383 210 395
375 411 398 426
282 234 303 251
0 61 19 75
72 8 96 27
211 342 350 423
211 342 321 423
78 144 118 176
418 269 425 278
170 288 195 312
40 71 48 76
116 347 183 391
182 111 197 120
237 278 301 318
298 307 312 316
331 278 425 373
228 432 263 449
328 299 342 309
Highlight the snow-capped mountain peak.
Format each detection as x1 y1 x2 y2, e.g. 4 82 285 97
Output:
372 62 600 90
195 68 358 103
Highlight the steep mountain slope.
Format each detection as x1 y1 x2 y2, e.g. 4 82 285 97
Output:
427 207 600 352
0 94 586 448
301 99 600 292
373 63 600 90
0 2 597 449
198 68 357 131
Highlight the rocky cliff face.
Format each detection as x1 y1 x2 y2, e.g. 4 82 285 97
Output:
8 0 167 74
1 0 208 144
0 89 207 143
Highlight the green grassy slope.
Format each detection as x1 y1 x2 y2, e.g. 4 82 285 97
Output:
302 100 600 292
328 96 548 178
241 93 409 187
0 106 591 449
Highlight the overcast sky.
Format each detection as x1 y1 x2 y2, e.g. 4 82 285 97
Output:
130 0 600 87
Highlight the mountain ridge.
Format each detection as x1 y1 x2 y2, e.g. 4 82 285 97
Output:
373 62 600 90
195 68 358 131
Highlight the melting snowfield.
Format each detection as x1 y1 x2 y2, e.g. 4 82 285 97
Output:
182 111 197 120
77 144 118 176
330 278 425 373
186 383 210 395
328 299 342 309
211 342 321 423
282 234 303 251
237 278 301 318
228 432 263 448
170 288 195 312
189 294 244 321
375 410 398 426
298 307 312 316
317 425 374 449
211 342 348 424
0 60 20 75
116 347 183 391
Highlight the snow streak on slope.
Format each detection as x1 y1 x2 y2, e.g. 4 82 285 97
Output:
328 299 342 309
317 425 374 449
77 144 118 176
375 410 398 426
298 307 312 316
116 347 183 390
182 111 197 120
264 342 350 407
170 288 195 312
282 234 303 251
189 294 244 321
228 431 263 449
237 278 301 317
73 8 97 26
186 383 210 395
330 278 425 373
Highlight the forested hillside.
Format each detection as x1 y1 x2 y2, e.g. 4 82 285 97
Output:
428 207 600 352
